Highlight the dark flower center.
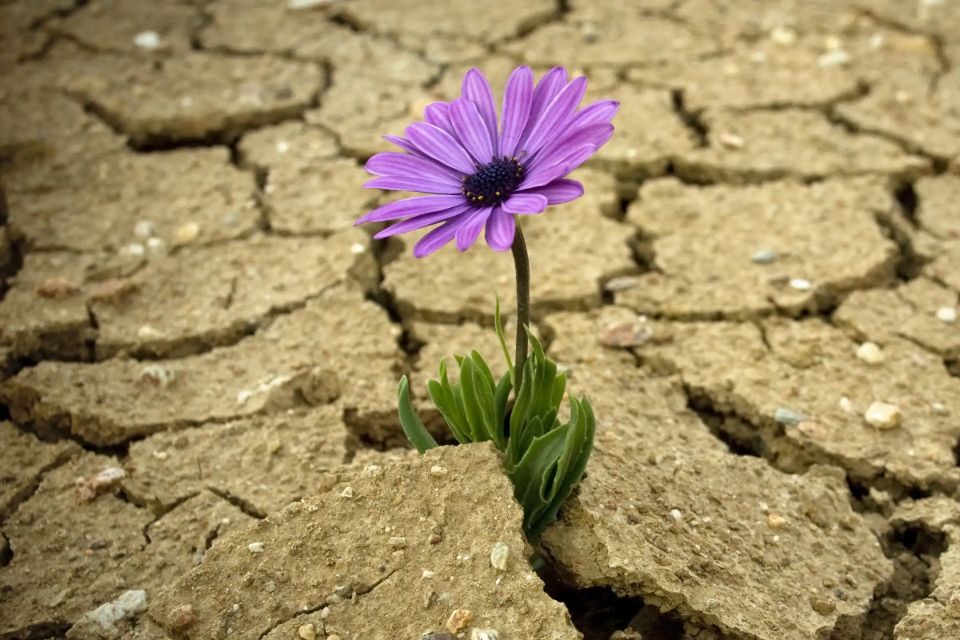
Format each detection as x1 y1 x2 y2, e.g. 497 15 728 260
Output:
462 156 525 207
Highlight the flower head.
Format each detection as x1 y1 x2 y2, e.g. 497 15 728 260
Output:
355 66 618 257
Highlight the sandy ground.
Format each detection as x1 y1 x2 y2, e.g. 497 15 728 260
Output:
1 0 960 639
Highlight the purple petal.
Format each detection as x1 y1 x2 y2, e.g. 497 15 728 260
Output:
520 77 588 157
501 193 548 215
521 144 595 189
449 98 495 164
521 179 584 204
485 207 515 251
528 123 613 171
529 67 567 126
383 135 423 157
570 100 620 128
455 207 491 251
374 203 472 239
499 66 534 157
364 176 462 195
462 68 499 152
365 152 462 181
413 216 470 258
356 194 465 224
424 102 455 135
405 122 477 175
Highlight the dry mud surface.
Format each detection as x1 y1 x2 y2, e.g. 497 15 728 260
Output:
1 1 960 639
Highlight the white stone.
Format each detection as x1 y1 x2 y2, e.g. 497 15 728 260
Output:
788 278 812 291
134 220 155 238
248 542 265 553
430 465 448 477
490 541 509 571
669 509 683 522
770 27 796 45
817 49 851 67
856 342 885 365
864 401 902 430
350 242 366 254
71 589 147 636
132 31 161 50
936 306 957 323
288 0 332 8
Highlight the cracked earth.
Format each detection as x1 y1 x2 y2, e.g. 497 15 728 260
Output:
1 0 959 639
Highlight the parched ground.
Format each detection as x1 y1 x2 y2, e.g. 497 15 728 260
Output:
1 0 960 639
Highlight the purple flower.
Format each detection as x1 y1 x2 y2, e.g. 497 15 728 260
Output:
355 66 618 257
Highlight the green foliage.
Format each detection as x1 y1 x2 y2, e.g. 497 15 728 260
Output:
394 304 595 542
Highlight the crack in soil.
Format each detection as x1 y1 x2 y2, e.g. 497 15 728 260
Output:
255 567 398 640
0 438 79 525
859 520 948 640
207 486 267 520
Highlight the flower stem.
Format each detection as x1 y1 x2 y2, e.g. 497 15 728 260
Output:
511 224 530 396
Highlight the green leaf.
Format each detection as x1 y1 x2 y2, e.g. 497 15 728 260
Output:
428 360 471 443
396 376 438 454
458 357 488 443
494 296 515 384
468 352 498 442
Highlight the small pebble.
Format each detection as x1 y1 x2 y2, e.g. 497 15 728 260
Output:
327 635 342 640
132 30 161 50
838 397 854 413
864 401 902 430
138 325 164 339
275 140 290 154
248 542 264 553
264 580 276 593
124 242 146 257
751 249 778 265
796 421 826 438
174 222 200 244
422 569 435 579
931 402 949 416
719 132 745 148
288 0 333 9
297 623 317 640
774 408 807 426
936 306 957 324
668 509 683 522
470 630 501 640
788 278 812 291
134 220 155 238
599 321 653 348
350 242 366 254
36 277 76 299
856 342 885 365
817 49 851 67
603 275 639 292
389 536 407 548
490 542 509 571
168 604 195 630
339 486 354 499
146 237 166 254
430 465 448 477
770 26 797 44
140 364 175 387
810 593 836 615
767 513 787 529
446 609 473 634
